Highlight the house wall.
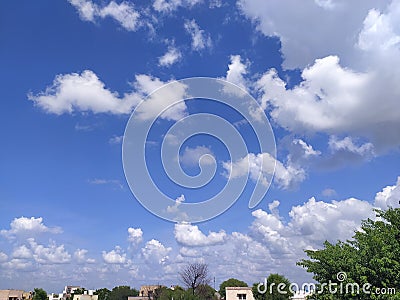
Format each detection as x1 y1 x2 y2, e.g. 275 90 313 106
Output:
225 287 254 300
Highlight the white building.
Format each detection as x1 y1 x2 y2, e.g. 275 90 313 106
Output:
225 287 254 300
72 295 98 300
291 291 312 299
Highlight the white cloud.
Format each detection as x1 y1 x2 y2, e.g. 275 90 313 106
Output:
256 54 400 151
28 70 140 115
128 228 143 246
29 71 188 121
292 139 321 158
322 188 337 197
225 55 248 90
329 136 375 157
12 245 32 259
109 135 123 144
179 145 215 167
238 0 387 69
0 217 61 239
209 0 222 8
102 246 127 264
221 55 249 96
184 19 212 51
357 1 400 52
89 178 123 189
74 249 94 264
179 247 199 257
68 0 140 31
166 194 185 213
28 238 72 264
0 252 8 263
374 176 400 210
174 223 227 246
223 152 306 190
158 46 182 67
153 0 203 13
141 239 171 264
132 75 189 121
2 259 33 271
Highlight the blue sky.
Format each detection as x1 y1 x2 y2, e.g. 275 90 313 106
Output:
1 0 400 293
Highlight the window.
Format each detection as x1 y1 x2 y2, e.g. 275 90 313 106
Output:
237 294 246 300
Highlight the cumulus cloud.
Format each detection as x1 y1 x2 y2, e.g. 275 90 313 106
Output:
256 54 400 151
128 228 143 246
74 249 95 264
68 0 140 31
238 0 387 69
29 71 188 121
12 245 32 259
0 217 61 239
102 246 127 264
158 46 182 67
246 1 400 153
223 152 306 190
0 252 8 263
174 223 227 246
221 55 249 96
184 19 212 51
374 176 400 210
225 55 248 90
28 70 140 115
141 239 171 264
28 238 72 264
179 145 215 167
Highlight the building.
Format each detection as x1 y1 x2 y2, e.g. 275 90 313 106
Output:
138 286 162 298
0 290 32 300
225 287 254 300
291 291 312 300
48 293 65 300
62 287 81 297
72 295 98 300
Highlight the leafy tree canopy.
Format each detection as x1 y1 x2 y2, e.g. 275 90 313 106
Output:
33 288 47 300
252 274 292 300
219 278 248 299
298 208 400 299
94 288 111 300
109 286 139 300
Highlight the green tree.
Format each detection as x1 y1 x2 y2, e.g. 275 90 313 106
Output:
252 274 292 300
298 208 400 299
33 288 47 300
219 278 248 299
196 284 216 300
109 286 139 300
94 288 111 300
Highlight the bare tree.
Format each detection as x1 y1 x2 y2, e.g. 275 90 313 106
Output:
179 262 211 295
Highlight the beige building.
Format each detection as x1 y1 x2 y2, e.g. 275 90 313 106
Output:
225 287 254 300
138 286 162 298
0 290 31 300
72 295 98 300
